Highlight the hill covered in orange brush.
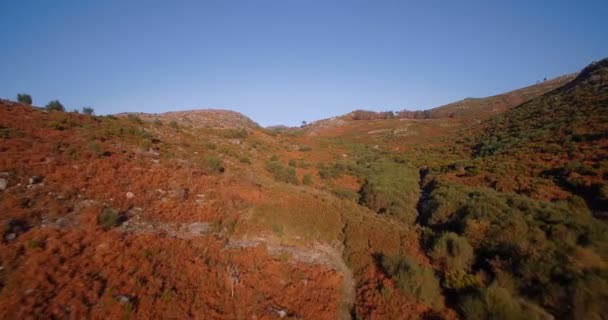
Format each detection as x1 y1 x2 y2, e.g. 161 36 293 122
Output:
0 58 607 319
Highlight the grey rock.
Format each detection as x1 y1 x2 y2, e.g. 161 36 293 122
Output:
116 295 130 304
0 178 7 190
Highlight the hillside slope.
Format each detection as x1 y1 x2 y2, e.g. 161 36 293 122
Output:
0 59 606 320
475 58 608 211
429 73 576 118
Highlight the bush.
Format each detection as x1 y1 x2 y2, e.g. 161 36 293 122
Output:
429 232 475 271
265 161 298 184
318 162 346 179
288 159 297 167
99 207 122 229
443 269 483 291
459 283 548 320
169 120 179 129
239 156 251 164
421 180 608 317
45 100 65 112
153 119 163 126
331 187 359 201
202 156 225 174
127 114 143 124
299 145 312 152
359 160 420 224
302 174 313 185
88 141 103 156
17 93 32 105
570 273 608 320
223 128 248 139
380 255 444 310
82 107 94 115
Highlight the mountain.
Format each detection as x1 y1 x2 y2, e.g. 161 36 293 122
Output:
0 59 606 320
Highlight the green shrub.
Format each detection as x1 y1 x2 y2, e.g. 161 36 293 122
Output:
82 107 94 115
202 156 225 174
318 162 346 179
570 273 608 320
302 174 313 185
153 119 163 126
88 141 103 156
27 239 43 249
45 100 65 112
331 187 359 201
169 120 179 129
459 283 548 320
430 232 475 271
99 207 121 229
288 159 297 167
265 161 298 184
239 156 251 164
299 145 312 151
223 128 248 139
359 160 419 224
17 93 32 105
0 127 10 139
443 269 483 291
127 114 143 124
380 255 444 310
421 180 608 317
296 159 310 168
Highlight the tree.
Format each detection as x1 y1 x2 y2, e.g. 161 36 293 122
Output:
82 107 94 115
17 93 32 105
301 120 307 127
45 100 65 112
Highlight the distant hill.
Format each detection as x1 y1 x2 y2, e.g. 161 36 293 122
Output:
123 109 260 129
429 73 576 118
326 72 576 126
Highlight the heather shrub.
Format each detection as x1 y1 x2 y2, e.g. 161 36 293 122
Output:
443 269 483 291
459 283 548 320
202 156 225 174
302 174 313 185
359 160 419 224
265 161 298 184
317 162 347 179
99 207 122 229
429 232 475 271
380 255 444 310
331 187 359 201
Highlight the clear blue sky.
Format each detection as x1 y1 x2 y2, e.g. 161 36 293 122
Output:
1 1 607 126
